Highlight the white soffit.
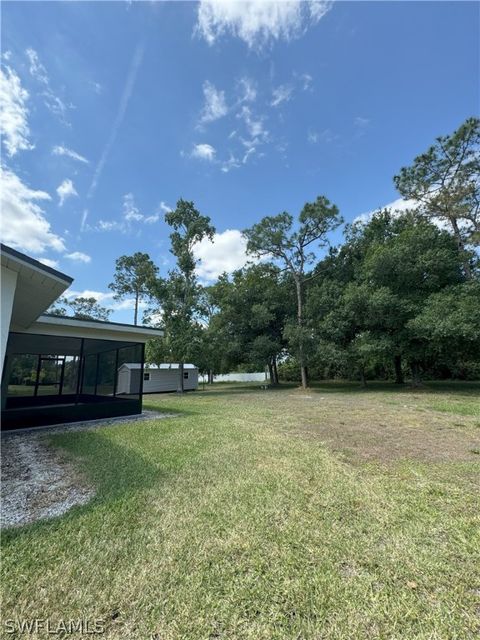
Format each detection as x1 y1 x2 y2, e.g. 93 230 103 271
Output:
1 244 73 329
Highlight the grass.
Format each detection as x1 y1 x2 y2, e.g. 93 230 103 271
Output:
2 381 479 639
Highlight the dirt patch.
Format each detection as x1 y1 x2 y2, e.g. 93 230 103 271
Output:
263 394 480 465
1 434 94 528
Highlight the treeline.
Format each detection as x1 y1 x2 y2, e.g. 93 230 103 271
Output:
49 117 480 388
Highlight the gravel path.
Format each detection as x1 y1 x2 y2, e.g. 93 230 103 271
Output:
1 411 174 528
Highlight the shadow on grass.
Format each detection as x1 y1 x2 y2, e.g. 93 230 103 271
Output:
160 380 480 399
1 429 164 543
183 383 298 398
307 380 480 397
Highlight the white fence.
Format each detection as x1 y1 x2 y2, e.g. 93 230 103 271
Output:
199 372 267 383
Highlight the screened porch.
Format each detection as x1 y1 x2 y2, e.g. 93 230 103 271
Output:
1 332 145 430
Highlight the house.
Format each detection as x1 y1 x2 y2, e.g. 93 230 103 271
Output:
117 363 198 394
1 244 163 430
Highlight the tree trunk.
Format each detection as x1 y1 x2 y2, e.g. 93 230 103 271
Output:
295 277 308 389
273 356 279 385
360 367 367 388
268 361 274 385
134 292 139 326
450 216 472 280
394 355 404 384
410 361 422 387
208 369 214 384
177 361 185 393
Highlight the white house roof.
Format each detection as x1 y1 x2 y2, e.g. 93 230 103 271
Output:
1 244 73 330
120 363 197 370
20 315 163 343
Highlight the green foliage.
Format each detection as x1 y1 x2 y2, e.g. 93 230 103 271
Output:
207 264 292 380
408 281 480 365
148 199 215 389
307 209 473 384
244 196 342 387
109 252 158 325
394 117 480 269
47 296 112 321
133 120 480 385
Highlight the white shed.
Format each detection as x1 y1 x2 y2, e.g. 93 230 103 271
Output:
117 363 198 394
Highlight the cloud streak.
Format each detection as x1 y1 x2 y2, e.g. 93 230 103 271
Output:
52 145 89 164
86 41 145 215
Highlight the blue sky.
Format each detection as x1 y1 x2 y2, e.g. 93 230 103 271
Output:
1 1 478 323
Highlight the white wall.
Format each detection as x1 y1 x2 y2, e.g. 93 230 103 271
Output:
143 368 198 392
117 367 199 394
200 372 267 383
1 265 18 378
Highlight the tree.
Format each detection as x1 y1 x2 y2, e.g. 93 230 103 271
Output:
408 280 480 376
307 210 466 386
46 296 112 321
68 297 112 321
244 196 342 388
150 199 215 392
207 264 292 383
394 117 480 277
109 252 158 325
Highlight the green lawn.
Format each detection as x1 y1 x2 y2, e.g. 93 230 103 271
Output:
2 382 479 639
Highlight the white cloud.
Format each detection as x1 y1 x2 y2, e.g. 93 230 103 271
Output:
96 192 164 231
144 214 160 224
271 84 293 107
353 198 418 225
308 127 338 144
144 200 172 224
237 105 268 140
0 65 33 156
196 0 332 49
56 178 78 206
52 145 89 164
0 167 65 254
123 192 144 221
81 209 89 232
158 200 172 214
221 153 241 173
25 48 49 84
65 251 91 264
299 72 313 91
90 81 102 94
238 77 257 103
66 289 113 304
199 81 228 124
191 143 216 161
97 219 125 232
354 116 370 128
25 48 70 123
38 258 59 269
66 289 148 313
193 229 251 281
